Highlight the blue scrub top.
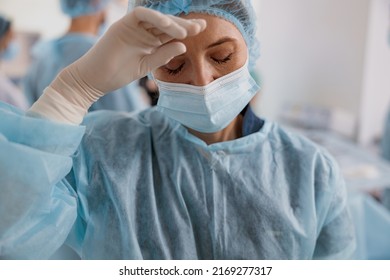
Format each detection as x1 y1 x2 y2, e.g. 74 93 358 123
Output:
0 102 355 259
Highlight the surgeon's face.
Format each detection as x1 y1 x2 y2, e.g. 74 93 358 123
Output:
153 13 248 86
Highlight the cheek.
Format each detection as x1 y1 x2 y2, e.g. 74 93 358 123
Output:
216 52 248 75
235 48 249 66
222 59 245 74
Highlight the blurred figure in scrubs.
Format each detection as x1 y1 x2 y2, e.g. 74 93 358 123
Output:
23 0 149 112
0 0 355 259
381 111 390 211
379 18 390 211
0 15 28 110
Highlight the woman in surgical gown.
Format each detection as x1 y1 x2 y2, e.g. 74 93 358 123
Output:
0 0 356 259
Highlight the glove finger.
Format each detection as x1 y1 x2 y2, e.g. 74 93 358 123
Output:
142 21 205 42
158 34 174 45
140 15 206 36
139 22 160 30
159 17 207 39
134 7 187 39
140 42 186 73
141 23 195 38
167 16 207 36
143 26 165 37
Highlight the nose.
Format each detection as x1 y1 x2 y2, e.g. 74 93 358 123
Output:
190 62 216 86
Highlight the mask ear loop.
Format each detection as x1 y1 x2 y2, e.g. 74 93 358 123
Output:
239 53 256 116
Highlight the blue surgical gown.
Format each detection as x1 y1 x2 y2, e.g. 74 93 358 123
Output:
0 101 355 259
23 33 148 112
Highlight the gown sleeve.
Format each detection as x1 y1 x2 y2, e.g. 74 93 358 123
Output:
0 102 85 259
312 151 357 259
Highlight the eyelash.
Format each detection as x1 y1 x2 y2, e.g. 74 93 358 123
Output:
166 64 184 76
165 53 233 76
212 53 233 64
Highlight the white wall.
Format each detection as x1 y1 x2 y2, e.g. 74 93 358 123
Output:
255 0 390 145
255 0 371 137
359 0 390 145
0 0 128 39
0 0 69 39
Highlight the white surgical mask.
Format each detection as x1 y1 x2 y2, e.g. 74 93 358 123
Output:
155 60 260 133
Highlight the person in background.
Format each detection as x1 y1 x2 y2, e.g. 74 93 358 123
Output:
0 15 29 110
23 0 149 112
380 111 390 211
0 0 355 259
379 16 390 211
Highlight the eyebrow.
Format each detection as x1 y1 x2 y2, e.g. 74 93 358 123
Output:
206 37 237 49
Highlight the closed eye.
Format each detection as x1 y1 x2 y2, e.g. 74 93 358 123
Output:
165 63 184 76
212 53 232 64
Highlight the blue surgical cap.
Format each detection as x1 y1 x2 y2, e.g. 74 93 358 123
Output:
128 0 260 70
0 15 11 40
60 0 110 18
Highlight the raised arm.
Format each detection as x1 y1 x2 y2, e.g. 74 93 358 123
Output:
0 102 85 259
28 7 206 124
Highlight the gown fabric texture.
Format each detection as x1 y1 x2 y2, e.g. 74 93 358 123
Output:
0 102 355 259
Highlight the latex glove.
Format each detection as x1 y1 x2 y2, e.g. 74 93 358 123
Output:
28 7 206 124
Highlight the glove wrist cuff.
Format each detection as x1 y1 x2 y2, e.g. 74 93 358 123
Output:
27 86 87 125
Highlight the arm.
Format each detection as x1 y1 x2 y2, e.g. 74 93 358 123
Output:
312 154 356 259
0 102 85 259
28 7 206 124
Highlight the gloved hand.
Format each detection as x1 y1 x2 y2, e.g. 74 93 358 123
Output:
28 7 206 124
